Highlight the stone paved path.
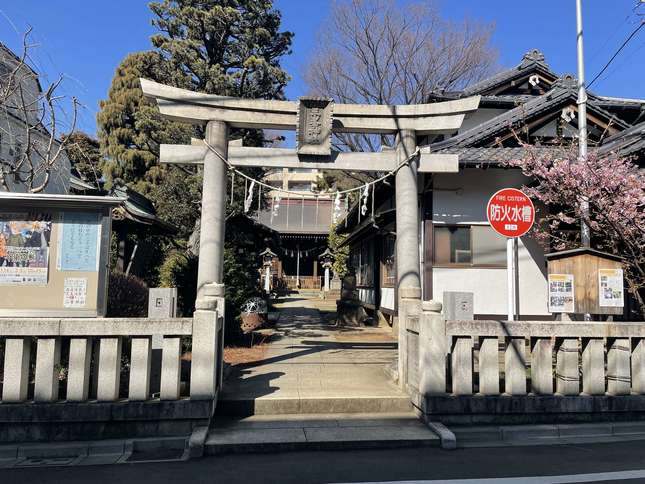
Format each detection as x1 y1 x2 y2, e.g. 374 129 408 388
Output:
218 295 410 416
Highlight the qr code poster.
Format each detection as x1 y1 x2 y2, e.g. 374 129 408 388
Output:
599 268 624 308
63 277 87 308
548 274 575 313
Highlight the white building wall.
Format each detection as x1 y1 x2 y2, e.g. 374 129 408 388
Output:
458 108 508 133
431 168 550 317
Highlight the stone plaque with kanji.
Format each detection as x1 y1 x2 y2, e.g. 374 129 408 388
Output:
296 97 333 156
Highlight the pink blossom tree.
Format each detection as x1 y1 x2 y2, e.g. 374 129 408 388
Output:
506 147 645 318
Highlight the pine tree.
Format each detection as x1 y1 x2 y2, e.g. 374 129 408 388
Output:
97 51 194 192
61 132 103 187
149 0 292 97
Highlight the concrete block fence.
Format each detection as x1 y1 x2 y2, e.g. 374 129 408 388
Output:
408 302 645 424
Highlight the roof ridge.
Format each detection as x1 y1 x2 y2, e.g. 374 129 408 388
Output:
432 86 573 149
433 84 631 150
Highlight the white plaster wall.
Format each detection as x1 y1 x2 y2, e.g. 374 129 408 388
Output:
433 236 549 317
380 287 395 311
431 168 550 317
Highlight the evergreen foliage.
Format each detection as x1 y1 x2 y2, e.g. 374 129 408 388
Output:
328 222 350 278
61 132 103 187
158 250 199 316
149 0 292 96
97 51 194 192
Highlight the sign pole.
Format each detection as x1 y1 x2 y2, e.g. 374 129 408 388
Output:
514 237 520 320
487 188 534 322
507 237 515 321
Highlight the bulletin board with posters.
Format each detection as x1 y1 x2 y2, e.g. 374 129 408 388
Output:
545 247 624 316
0 193 120 317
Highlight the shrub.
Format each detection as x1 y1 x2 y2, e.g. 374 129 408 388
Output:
158 250 198 316
107 271 149 317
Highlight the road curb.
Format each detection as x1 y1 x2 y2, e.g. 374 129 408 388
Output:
450 421 645 448
426 421 457 450
188 426 209 459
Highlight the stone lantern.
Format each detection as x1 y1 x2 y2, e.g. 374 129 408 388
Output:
259 248 277 294
318 248 335 292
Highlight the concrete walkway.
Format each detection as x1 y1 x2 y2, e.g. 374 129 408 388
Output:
218 295 410 416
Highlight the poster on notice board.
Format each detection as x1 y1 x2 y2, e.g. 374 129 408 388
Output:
57 212 101 272
599 268 624 308
548 273 575 313
0 212 52 285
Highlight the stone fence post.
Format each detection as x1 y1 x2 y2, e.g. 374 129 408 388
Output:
190 283 225 400
419 300 446 397
398 287 421 389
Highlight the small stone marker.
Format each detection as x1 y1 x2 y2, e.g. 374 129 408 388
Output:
148 287 178 395
148 288 178 318
443 292 474 320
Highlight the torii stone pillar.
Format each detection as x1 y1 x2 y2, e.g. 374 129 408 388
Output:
196 120 229 301
191 120 228 400
395 129 422 389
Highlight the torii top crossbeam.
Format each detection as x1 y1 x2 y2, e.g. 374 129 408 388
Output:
140 78 480 135
140 78 480 173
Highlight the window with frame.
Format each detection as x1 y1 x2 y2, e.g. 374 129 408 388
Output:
349 241 374 287
359 241 373 286
381 234 396 287
433 225 506 267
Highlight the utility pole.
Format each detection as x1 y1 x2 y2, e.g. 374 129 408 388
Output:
576 0 591 247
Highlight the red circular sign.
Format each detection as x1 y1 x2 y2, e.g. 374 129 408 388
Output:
486 188 535 238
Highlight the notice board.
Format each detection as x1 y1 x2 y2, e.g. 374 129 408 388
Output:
0 194 117 317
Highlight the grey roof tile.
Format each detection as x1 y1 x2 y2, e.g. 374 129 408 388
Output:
433 83 631 150
598 120 645 157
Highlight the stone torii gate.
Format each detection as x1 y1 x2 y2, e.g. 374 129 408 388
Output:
141 78 479 396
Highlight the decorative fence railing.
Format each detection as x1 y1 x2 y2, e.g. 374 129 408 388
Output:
0 315 222 404
284 276 322 290
408 303 645 396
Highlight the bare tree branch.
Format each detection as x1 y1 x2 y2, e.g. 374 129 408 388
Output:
305 0 498 188
0 29 78 193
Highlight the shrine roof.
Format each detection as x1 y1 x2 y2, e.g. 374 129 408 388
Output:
432 81 631 150
598 119 645 158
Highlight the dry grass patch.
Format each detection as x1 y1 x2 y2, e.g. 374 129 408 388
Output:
224 344 269 365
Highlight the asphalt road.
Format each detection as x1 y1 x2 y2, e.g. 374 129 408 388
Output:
3 441 645 484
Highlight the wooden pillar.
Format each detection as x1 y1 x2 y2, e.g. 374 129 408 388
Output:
116 224 128 273
423 182 433 301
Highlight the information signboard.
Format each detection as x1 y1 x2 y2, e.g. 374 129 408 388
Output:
57 212 101 272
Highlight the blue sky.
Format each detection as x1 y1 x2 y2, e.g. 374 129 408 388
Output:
1 1 643 135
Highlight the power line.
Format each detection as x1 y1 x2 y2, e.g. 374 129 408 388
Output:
588 19 645 88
